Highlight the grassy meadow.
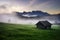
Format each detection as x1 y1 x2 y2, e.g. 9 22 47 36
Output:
0 22 60 40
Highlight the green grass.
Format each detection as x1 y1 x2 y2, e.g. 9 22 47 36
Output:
52 25 60 29
0 22 60 40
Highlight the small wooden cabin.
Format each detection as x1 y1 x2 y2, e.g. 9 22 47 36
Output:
36 21 52 29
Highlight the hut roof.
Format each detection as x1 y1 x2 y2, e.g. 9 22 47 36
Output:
36 21 52 26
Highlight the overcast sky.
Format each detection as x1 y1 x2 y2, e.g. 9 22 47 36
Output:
0 0 60 14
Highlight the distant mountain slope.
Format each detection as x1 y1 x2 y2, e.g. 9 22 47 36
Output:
16 11 50 18
0 11 60 24
15 11 60 24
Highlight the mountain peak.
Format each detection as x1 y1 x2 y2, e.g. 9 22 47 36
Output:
16 10 51 18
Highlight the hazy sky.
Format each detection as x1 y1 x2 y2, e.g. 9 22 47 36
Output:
0 0 60 14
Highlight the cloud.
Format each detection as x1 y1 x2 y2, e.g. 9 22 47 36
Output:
0 5 7 9
29 0 36 6
0 4 29 13
0 0 60 14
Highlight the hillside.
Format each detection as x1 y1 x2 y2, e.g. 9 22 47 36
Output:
0 23 60 40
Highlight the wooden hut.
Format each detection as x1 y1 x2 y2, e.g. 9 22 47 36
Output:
36 21 52 29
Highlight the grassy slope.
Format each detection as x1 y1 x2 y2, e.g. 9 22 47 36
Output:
0 23 60 40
